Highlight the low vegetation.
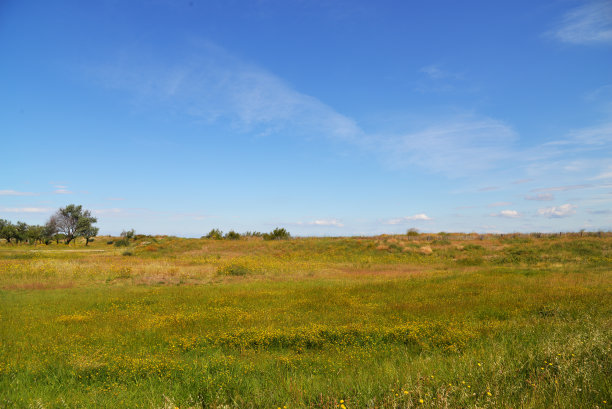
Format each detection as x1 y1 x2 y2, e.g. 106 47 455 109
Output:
0 232 610 408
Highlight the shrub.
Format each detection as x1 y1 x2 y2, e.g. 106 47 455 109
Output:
218 264 251 276
263 227 290 241
225 230 241 240
106 240 114 245
114 238 130 247
121 229 135 240
205 229 223 240
406 228 419 237
122 250 133 256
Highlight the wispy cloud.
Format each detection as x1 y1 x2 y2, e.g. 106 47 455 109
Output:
538 204 577 218
479 186 500 192
420 64 461 80
587 209 612 214
512 178 533 184
488 201 513 207
531 184 591 192
94 42 363 143
525 193 554 201
309 219 344 227
93 208 124 215
491 210 521 218
54 189 73 194
91 44 519 178
549 1 612 45
0 190 37 196
385 214 432 225
382 117 517 176
0 207 51 213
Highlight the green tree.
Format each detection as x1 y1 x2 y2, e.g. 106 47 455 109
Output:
26 225 45 244
15 222 29 244
263 227 291 241
51 204 98 245
0 219 16 243
43 216 59 244
80 222 99 246
224 230 241 240
205 228 223 240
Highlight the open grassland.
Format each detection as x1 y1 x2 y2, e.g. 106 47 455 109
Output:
0 234 611 408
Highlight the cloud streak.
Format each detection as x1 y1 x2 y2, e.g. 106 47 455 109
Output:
0 207 51 213
0 190 37 196
549 1 612 45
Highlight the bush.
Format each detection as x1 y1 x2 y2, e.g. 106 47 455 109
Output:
122 250 133 256
205 229 223 240
218 264 251 276
225 230 241 240
121 229 135 241
406 228 419 237
114 238 130 247
263 227 290 241
106 240 114 245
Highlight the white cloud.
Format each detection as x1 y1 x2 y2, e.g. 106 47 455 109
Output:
491 210 521 218
0 207 51 213
538 203 577 218
310 219 344 227
0 190 37 196
54 189 73 194
385 214 433 225
549 1 612 45
488 201 513 207
292 219 345 227
525 193 554 201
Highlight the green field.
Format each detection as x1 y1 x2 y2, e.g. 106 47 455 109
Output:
1 233 610 408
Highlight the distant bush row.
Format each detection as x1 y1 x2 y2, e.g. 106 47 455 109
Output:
203 227 291 241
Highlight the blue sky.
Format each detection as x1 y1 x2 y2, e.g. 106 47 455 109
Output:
1 0 611 236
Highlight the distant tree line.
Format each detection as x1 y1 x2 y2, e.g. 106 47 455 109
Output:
203 227 291 241
0 204 98 245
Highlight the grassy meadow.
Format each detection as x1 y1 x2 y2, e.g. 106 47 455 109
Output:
0 233 610 408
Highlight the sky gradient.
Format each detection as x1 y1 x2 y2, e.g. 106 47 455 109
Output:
1 0 611 236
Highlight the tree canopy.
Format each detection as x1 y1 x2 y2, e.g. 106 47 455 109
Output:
52 204 98 245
